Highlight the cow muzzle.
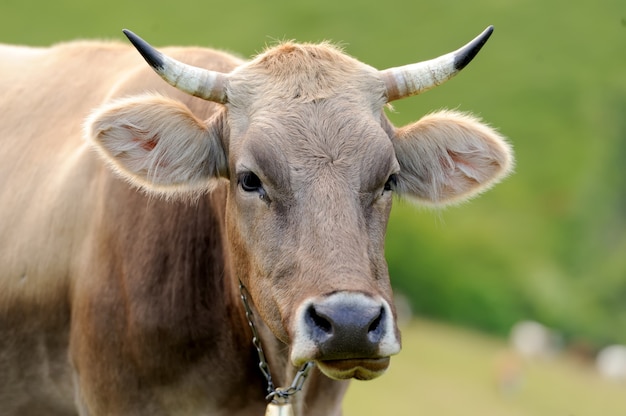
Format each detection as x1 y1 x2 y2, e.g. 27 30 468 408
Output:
290 292 401 380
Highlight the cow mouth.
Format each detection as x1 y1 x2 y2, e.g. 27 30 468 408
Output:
315 357 391 380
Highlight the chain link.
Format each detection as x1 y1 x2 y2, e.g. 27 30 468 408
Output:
239 281 314 403
267 361 315 403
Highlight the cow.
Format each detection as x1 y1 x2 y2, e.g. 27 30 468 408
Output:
0 26 513 415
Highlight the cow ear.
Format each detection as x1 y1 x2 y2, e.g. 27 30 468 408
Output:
85 94 228 196
391 110 513 206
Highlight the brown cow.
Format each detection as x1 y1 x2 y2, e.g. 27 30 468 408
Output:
0 27 512 415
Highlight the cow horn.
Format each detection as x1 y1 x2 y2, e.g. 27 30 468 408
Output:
380 26 494 102
122 29 228 104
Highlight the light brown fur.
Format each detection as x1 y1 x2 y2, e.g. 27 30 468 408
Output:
0 37 512 415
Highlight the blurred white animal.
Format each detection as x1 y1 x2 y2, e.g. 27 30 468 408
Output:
509 321 559 359
596 345 626 381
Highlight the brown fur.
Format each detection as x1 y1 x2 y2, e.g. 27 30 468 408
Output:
0 37 512 415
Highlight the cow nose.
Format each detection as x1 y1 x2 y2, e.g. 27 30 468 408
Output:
304 293 388 359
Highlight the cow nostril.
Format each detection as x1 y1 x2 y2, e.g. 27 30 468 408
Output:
367 308 385 333
368 307 384 334
307 305 333 335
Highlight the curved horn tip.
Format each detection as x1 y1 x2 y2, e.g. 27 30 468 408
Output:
454 25 494 71
122 29 165 70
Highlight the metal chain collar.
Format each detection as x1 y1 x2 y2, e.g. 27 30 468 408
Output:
239 281 315 404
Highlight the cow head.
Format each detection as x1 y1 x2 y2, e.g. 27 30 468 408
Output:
85 27 512 381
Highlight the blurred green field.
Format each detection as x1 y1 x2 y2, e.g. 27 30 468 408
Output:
345 319 626 415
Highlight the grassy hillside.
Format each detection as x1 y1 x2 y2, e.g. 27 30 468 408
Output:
344 319 626 415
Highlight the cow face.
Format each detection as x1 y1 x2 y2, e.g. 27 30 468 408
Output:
85 32 512 381
224 54 400 379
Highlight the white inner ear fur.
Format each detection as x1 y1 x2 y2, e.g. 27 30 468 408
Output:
84 94 227 197
392 110 513 206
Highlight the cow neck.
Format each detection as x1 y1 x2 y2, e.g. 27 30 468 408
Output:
238 281 315 407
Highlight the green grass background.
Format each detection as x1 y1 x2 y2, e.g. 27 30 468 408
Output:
2 0 625 413
345 319 626 415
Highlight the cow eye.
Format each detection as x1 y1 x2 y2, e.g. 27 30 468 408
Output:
239 172 263 192
238 171 269 202
383 174 398 192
